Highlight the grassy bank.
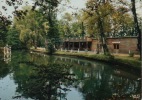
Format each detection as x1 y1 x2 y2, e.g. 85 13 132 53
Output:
54 51 141 70
31 48 141 70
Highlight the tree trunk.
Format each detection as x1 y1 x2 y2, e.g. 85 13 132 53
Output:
131 0 141 60
34 40 37 49
96 11 110 55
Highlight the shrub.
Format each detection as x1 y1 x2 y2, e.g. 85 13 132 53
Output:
47 43 56 54
129 52 134 57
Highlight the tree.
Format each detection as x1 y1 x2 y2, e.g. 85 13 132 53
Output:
0 26 8 46
34 0 70 54
117 0 141 59
0 16 11 46
110 6 134 37
83 0 114 55
82 0 138 55
58 13 73 38
6 27 26 49
59 12 85 38
1 0 69 54
71 12 86 37
14 7 48 49
130 0 141 60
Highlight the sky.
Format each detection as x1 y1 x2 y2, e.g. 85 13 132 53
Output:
0 0 30 18
57 0 86 19
61 0 86 11
0 0 86 20
0 0 141 20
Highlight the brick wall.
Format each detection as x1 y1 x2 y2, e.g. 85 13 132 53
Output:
91 37 139 54
91 39 98 51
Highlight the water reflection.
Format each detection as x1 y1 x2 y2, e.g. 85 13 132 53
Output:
0 60 10 78
0 51 141 100
51 56 141 100
13 63 75 100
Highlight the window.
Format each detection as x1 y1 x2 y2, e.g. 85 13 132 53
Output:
113 44 119 49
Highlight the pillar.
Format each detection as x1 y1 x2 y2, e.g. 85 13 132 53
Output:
73 42 74 50
79 42 80 51
68 42 69 50
86 42 88 51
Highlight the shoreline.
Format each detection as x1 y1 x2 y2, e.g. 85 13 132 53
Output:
31 49 141 71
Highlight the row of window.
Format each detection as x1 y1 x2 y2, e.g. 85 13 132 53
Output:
97 44 120 49
64 42 120 49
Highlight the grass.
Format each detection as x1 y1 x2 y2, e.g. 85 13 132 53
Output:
54 51 141 70
30 48 141 70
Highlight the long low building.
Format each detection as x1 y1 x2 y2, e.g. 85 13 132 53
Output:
62 36 139 54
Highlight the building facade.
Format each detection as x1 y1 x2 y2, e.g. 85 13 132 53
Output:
62 36 139 54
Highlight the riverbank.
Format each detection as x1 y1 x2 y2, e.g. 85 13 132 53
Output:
31 48 141 70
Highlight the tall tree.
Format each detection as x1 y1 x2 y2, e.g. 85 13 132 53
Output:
83 0 114 55
59 13 73 38
1 0 69 54
110 6 134 37
34 0 69 54
117 0 141 59
6 27 26 49
130 0 141 60
58 12 85 38
0 16 11 46
14 7 48 49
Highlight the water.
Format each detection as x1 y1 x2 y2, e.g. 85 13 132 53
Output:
0 51 140 100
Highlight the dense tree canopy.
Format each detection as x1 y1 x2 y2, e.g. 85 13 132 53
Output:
13 7 48 49
0 22 8 46
6 26 26 49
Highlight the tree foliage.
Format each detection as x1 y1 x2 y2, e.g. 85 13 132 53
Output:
82 0 114 55
58 12 85 38
6 27 26 49
13 7 48 49
81 0 140 55
0 23 8 46
116 0 142 59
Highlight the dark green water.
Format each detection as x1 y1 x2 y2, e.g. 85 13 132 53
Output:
0 51 140 100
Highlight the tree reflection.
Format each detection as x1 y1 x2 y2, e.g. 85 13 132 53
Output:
0 61 10 78
70 62 141 100
13 62 76 100
55 56 140 100
11 52 140 100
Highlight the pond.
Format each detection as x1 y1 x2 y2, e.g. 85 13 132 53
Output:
0 51 140 100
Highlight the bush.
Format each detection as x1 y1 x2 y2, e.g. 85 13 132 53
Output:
47 43 56 54
129 52 134 57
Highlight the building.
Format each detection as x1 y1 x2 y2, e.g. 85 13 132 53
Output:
62 36 139 54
